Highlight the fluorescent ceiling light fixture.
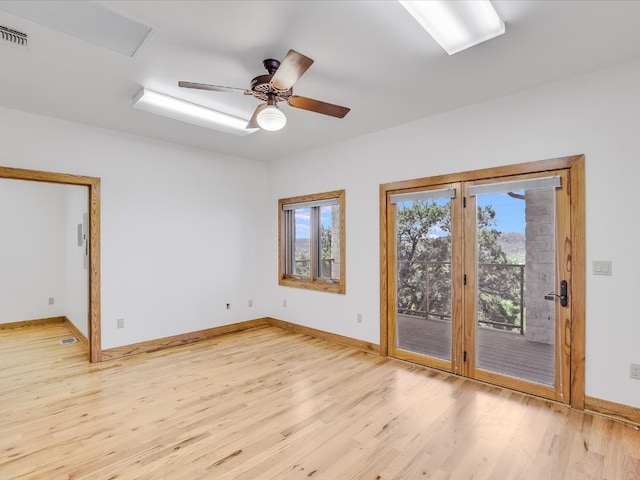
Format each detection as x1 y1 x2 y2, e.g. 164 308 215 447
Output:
132 88 256 136
399 0 505 55
257 105 286 131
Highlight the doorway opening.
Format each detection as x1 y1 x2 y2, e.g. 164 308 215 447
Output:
0 166 101 362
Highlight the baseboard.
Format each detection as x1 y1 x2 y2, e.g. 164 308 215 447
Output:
100 318 270 361
585 395 640 426
99 317 380 361
63 317 89 351
0 316 66 330
266 317 381 355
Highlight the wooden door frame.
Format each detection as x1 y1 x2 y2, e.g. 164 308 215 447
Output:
0 166 101 363
379 155 585 409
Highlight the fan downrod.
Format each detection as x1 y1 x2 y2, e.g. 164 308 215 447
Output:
263 59 280 75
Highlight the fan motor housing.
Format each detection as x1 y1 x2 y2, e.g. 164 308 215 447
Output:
250 74 292 103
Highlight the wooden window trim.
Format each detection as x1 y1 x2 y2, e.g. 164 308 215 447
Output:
278 189 346 294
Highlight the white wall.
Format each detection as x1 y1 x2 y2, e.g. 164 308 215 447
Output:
0 178 67 323
64 185 89 337
267 59 640 409
0 107 269 349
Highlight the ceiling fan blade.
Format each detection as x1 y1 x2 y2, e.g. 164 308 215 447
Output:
270 50 314 91
247 103 266 129
178 81 250 94
288 96 350 118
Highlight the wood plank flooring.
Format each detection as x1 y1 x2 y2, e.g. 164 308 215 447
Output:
1 323 639 479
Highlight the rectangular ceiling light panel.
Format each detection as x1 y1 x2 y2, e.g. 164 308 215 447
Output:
0 0 152 57
399 0 505 55
133 89 257 136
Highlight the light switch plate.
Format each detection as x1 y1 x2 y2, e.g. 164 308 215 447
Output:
593 260 612 276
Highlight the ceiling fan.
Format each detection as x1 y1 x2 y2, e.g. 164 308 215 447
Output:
178 49 350 131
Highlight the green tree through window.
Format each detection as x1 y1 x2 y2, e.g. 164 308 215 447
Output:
396 200 522 331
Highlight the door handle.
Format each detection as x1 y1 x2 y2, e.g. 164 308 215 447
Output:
544 280 568 307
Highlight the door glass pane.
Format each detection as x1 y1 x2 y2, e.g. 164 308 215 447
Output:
395 198 452 360
475 188 556 385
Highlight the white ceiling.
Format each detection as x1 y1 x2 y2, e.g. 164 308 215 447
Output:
1 1 640 162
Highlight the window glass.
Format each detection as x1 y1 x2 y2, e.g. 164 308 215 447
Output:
293 207 311 277
319 204 340 280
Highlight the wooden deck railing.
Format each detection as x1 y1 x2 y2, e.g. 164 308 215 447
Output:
294 258 335 278
397 261 525 334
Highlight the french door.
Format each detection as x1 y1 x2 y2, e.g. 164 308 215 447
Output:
381 157 584 404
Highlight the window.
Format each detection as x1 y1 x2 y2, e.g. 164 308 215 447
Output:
278 190 345 293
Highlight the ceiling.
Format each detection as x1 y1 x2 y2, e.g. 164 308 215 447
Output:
1 1 640 163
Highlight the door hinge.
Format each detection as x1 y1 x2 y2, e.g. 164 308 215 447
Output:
463 351 467 362
463 274 467 285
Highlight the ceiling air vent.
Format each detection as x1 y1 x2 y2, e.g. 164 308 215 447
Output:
0 25 27 50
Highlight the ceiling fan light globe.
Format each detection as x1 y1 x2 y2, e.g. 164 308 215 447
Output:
257 105 286 131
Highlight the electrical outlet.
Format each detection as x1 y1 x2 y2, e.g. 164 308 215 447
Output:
117 318 124 329
48 297 55 305
357 313 363 324
283 299 287 308
248 299 253 307
226 303 231 310
631 363 640 380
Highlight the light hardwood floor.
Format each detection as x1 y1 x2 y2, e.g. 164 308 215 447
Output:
1 323 639 479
